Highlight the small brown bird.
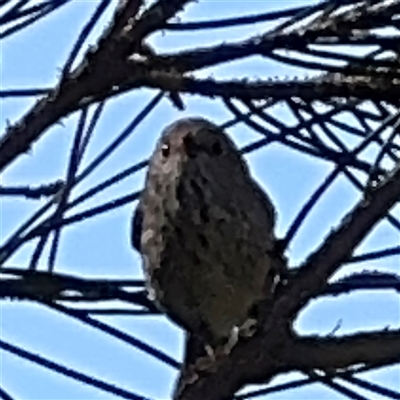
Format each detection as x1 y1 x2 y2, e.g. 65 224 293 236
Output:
131 117 282 367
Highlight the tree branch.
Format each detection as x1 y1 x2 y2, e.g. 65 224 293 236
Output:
285 330 400 372
274 160 400 322
0 267 152 310
69 65 400 108
321 271 400 296
2 268 399 307
0 180 64 199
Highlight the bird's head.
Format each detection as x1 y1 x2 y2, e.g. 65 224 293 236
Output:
149 117 248 178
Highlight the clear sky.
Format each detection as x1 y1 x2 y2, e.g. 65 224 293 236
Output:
1 1 399 399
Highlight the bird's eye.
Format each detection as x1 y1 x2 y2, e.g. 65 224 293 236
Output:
161 143 170 157
211 141 223 156
182 134 198 158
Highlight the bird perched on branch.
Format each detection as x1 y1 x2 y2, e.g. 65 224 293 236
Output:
131 117 284 373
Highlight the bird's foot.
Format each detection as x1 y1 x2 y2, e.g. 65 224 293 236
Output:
194 329 239 372
193 345 216 371
238 317 258 338
182 366 200 385
221 326 239 354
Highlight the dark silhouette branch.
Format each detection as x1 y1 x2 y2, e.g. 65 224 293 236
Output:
285 330 400 372
2 267 399 308
0 88 50 97
0 180 64 199
73 67 400 107
0 267 150 308
0 338 148 400
320 272 400 296
0 0 72 40
234 363 396 400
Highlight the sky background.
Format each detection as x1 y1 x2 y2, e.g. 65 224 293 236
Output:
1 1 399 399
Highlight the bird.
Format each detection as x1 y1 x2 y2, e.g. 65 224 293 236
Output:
131 117 283 373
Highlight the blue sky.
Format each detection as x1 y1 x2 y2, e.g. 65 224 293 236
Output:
1 1 399 399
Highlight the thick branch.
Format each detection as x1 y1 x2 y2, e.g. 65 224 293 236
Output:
321 272 400 296
174 327 292 400
174 327 400 400
70 65 400 107
285 330 400 372
0 267 152 310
